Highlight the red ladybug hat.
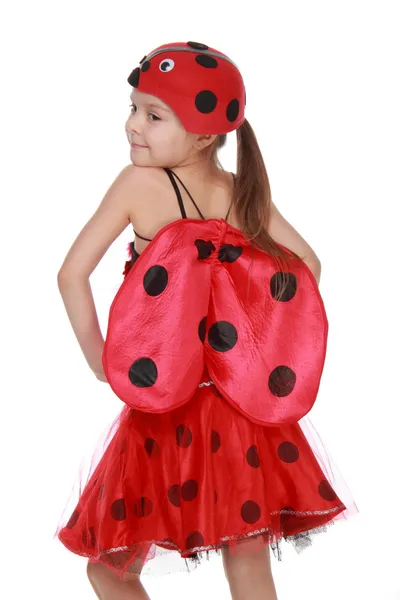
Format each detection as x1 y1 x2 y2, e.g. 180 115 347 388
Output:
127 41 246 135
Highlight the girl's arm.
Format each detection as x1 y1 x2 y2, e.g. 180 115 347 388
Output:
268 202 322 285
57 164 146 376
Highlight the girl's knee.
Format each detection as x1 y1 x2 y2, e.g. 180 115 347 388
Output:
222 538 272 578
86 558 142 584
86 560 107 583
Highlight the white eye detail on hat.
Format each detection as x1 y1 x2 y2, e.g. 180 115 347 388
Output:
159 58 175 72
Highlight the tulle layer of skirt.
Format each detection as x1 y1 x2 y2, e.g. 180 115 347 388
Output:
55 366 359 578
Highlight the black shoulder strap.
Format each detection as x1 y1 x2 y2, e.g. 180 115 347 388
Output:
165 168 206 220
134 230 152 241
164 168 187 218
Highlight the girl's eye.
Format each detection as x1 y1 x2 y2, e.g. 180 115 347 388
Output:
129 104 160 121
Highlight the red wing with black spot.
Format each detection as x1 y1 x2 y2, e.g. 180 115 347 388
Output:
102 219 328 425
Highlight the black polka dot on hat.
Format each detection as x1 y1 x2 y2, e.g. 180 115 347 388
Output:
277 441 300 463
133 497 153 517
270 272 297 302
66 509 79 529
269 365 296 397
82 526 96 549
246 445 261 468
186 530 205 549
168 484 181 507
208 321 238 352
226 99 240 123
318 480 337 501
181 479 198 501
198 316 207 343
141 60 151 72
187 41 209 50
176 424 193 447
218 244 243 263
111 498 127 521
241 500 261 524
127 67 140 88
195 90 218 114
128 357 158 387
211 429 221 453
143 265 168 296
195 55 218 69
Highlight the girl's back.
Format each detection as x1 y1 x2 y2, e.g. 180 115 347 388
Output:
128 165 238 256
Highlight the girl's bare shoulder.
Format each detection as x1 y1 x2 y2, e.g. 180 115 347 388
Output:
57 164 164 279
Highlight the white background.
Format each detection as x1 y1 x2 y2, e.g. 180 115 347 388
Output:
2 0 399 598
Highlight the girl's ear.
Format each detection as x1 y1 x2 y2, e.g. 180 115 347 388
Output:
194 133 218 151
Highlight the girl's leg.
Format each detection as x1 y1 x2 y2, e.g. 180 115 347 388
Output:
221 538 278 600
86 560 151 600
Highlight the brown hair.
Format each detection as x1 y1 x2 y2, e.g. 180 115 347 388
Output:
205 118 306 302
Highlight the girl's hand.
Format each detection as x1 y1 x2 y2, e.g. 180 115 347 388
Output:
94 369 108 383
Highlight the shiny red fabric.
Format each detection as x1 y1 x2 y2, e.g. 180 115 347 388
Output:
55 223 359 578
103 218 328 425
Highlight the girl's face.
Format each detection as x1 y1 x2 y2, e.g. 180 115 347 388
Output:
125 89 216 168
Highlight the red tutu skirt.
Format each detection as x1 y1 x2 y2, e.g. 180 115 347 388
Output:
55 364 359 579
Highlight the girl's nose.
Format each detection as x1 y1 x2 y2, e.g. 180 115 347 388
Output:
127 120 140 135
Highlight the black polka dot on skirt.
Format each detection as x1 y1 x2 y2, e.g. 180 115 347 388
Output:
278 441 300 463
186 530 205 549
111 498 127 521
181 479 198 501
241 500 261 524
82 526 96 549
133 497 153 517
176 424 193 448
168 484 181 507
318 480 337 501
211 429 221 453
246 445 261 468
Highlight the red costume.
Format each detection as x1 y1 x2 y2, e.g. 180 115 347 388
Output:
55 41 359 579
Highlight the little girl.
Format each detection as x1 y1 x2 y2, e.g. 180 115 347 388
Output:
55 40 359 600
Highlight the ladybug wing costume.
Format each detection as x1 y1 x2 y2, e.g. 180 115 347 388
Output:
102 205 328 426
55 42 359 579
